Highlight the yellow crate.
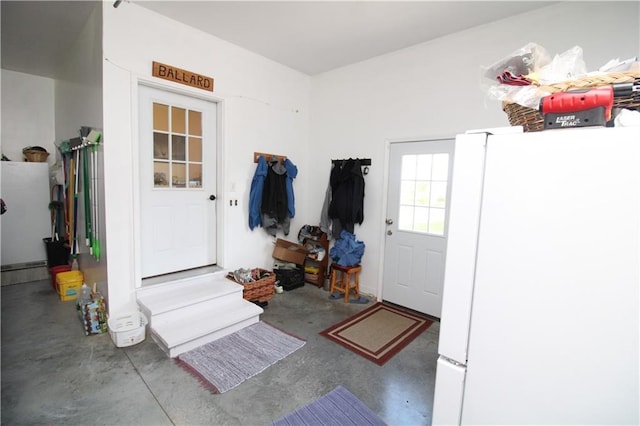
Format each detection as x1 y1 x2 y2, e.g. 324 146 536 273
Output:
56 270 83 302
305 265 320 274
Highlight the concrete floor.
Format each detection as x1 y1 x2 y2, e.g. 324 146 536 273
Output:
1 278 440 425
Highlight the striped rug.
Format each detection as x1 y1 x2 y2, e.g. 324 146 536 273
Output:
177 322 305 393
320 302 433 365
268 385 386 425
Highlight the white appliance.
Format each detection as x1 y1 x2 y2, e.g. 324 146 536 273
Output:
1 161 51 267
432 126 639 425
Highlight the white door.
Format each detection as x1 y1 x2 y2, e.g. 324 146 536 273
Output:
382 139 454 317
138 85 217 278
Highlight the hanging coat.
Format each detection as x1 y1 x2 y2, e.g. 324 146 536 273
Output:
328 159 365 234
248 156 268 230
284 158 298 219
261 159 293 236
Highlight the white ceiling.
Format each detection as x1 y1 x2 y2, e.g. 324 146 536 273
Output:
1 1 556 78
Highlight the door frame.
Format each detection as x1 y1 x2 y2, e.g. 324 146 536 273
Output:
131 78 226 289
377 134 455 306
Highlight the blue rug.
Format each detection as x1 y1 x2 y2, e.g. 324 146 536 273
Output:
268 385 387 425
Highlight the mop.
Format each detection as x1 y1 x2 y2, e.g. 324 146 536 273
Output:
86 130 102 261
83 141 93 252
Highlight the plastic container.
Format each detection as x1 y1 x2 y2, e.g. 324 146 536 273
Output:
49 264 72 290
56 270 83 301
108 311 147 347
76 283 91 306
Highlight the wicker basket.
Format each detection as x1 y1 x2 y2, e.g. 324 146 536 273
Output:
503 71 640 132
226 268 275 303
23 149 50 162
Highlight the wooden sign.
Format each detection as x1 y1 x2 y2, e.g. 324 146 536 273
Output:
152 61 214 92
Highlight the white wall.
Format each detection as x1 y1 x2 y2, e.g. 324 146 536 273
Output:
1 70 56 164
309 2 640 296
102 3 311 313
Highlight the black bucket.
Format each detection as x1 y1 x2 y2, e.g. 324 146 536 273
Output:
43 238 70 267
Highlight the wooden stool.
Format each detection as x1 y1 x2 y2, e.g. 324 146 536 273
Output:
329 264 362 303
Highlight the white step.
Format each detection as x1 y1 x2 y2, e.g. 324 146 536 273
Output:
137 271 242 324
151 298 263 357
136 270 264 358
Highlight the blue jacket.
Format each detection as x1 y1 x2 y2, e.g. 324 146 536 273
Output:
284 159 298 218
249 156 268 229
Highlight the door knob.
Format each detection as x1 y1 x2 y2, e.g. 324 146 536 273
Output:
209 195 216 201
385 218 393 225
387 230 393 235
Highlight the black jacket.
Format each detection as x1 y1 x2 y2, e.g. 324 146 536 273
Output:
328 159 364 233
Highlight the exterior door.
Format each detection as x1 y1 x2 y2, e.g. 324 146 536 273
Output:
138 85 217 278
382 139 454 317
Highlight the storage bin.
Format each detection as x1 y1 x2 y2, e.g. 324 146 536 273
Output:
108 311 147 347
275 267 305 291
503 71 640 132
56 270 83 301
23 147 49 162
49 264 71 290
226 268 275 303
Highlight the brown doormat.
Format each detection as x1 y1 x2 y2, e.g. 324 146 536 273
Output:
320 302 433 366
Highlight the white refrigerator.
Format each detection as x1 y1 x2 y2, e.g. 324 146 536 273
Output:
432 126 639 425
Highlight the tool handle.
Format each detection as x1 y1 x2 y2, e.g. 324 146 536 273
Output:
612 80 640 97
540 87 614 121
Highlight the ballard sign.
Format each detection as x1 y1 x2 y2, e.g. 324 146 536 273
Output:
152 61 214 92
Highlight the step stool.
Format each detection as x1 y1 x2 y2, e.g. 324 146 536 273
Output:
329 264 362 303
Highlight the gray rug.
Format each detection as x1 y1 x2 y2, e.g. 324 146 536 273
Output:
268 385 387 425
177 321 305 393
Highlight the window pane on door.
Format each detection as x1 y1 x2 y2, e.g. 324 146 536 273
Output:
413 206 429 232
188 110 202 136
189 137 202 162
173 163 186 188
416 155 432 180
189 164 202 188
397 153 449 236
153 133 169 160
415 181 430 206
430 182 447 208
401 155 416 180
400 181 416 205
432 154 449 180
172 135 186 161
153 103 169 132
171 106 186 134
154 162 169 187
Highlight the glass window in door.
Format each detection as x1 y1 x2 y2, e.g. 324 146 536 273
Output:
398 153 449 236
152 103 203 189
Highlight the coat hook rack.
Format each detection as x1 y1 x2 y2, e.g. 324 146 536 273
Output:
254 152 287 163
331 157 372 175
331 158 371 166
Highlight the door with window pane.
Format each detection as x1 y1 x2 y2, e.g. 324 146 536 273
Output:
139 85 217 278
383 139 454 317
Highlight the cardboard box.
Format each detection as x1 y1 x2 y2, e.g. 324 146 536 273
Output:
273 238 308 265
